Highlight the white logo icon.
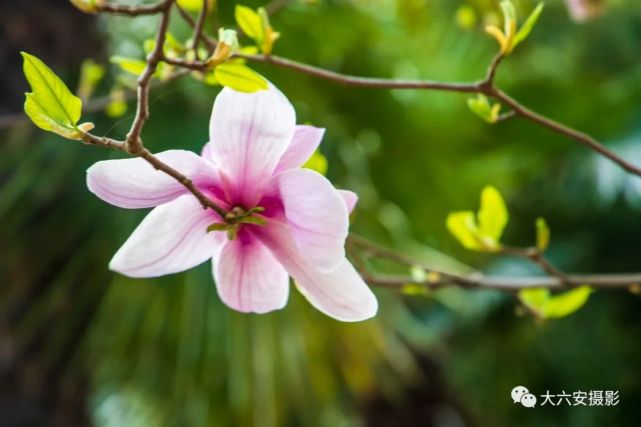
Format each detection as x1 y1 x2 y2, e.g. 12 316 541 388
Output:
512 386 537 408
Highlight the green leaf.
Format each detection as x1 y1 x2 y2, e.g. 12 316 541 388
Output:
302 150 328 176
235 5 263 41
500 1 517 35
514 2 544 47
446 211 484 250
519 286 592 319
177 0 209 12
467 94 500 123
110 56 147 76
214 63 268 93
535 217 550 252
478 186 508 242
446 186 508 251
21 52 83 139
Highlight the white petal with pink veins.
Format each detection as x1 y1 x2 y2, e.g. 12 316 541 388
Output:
274 125 325 174
110 195 224 277
87 150 220 209
208 86 296 206
258 222 377 322
276 168 348 271
213 232 289 313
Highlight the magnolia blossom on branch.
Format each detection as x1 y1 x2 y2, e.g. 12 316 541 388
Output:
86 86 377 321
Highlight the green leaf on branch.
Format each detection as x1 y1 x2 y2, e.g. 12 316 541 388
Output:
235 5 263 41
214 63 267 92
447 211 484 250
110 56 147 76
22 52 83 139
234 5 279 54
446 186 508 252
478 186 508 241
513 3 544 47
485 1 545 55
518 286 592 319
535 217 550 252
467 94 501 123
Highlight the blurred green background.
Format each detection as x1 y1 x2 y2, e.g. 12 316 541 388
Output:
2 0 641 426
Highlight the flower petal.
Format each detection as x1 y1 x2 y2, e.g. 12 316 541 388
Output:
257 222 377 322
274 125 325 174
337 190 358 214
209 86 296 205
213 230 289 313
276 168 348 271
110 195 224 277
87 150 219 209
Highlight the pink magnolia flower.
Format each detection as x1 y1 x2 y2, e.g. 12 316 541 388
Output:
86 86 377 321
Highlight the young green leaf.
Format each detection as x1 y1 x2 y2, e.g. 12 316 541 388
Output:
478 186 508 242
22 52 83 139
446 211 484 250
519 286 591 319
446 186 508 251
467 94 500 123
258 7 280 54
513 3 544 47
535 217 550 252
302 150 328 176
110 56 147 76
235 5 263 41
214 63 268 93
177 0 212 12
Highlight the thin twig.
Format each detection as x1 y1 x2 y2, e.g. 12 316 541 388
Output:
96 1 168 16
238 53 483 92
125 0 174 154
189 0 209 58
364 272 641 292
348 235 641 291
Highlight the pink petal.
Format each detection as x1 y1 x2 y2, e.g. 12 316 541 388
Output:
337 190 358 214
110 195 224 277
274 125 325 174
87 150 220 209
257 222 377 322
208 86 296 206
213 231 289 313
276 168 348 271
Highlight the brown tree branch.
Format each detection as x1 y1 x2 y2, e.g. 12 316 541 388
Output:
95 1 168 16
124 0 174 154
348 235 641 292
189 0 209 58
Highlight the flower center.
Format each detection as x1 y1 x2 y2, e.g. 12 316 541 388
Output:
206 206 266 240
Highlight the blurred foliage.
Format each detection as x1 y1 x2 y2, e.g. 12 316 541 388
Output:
2 0 641 426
